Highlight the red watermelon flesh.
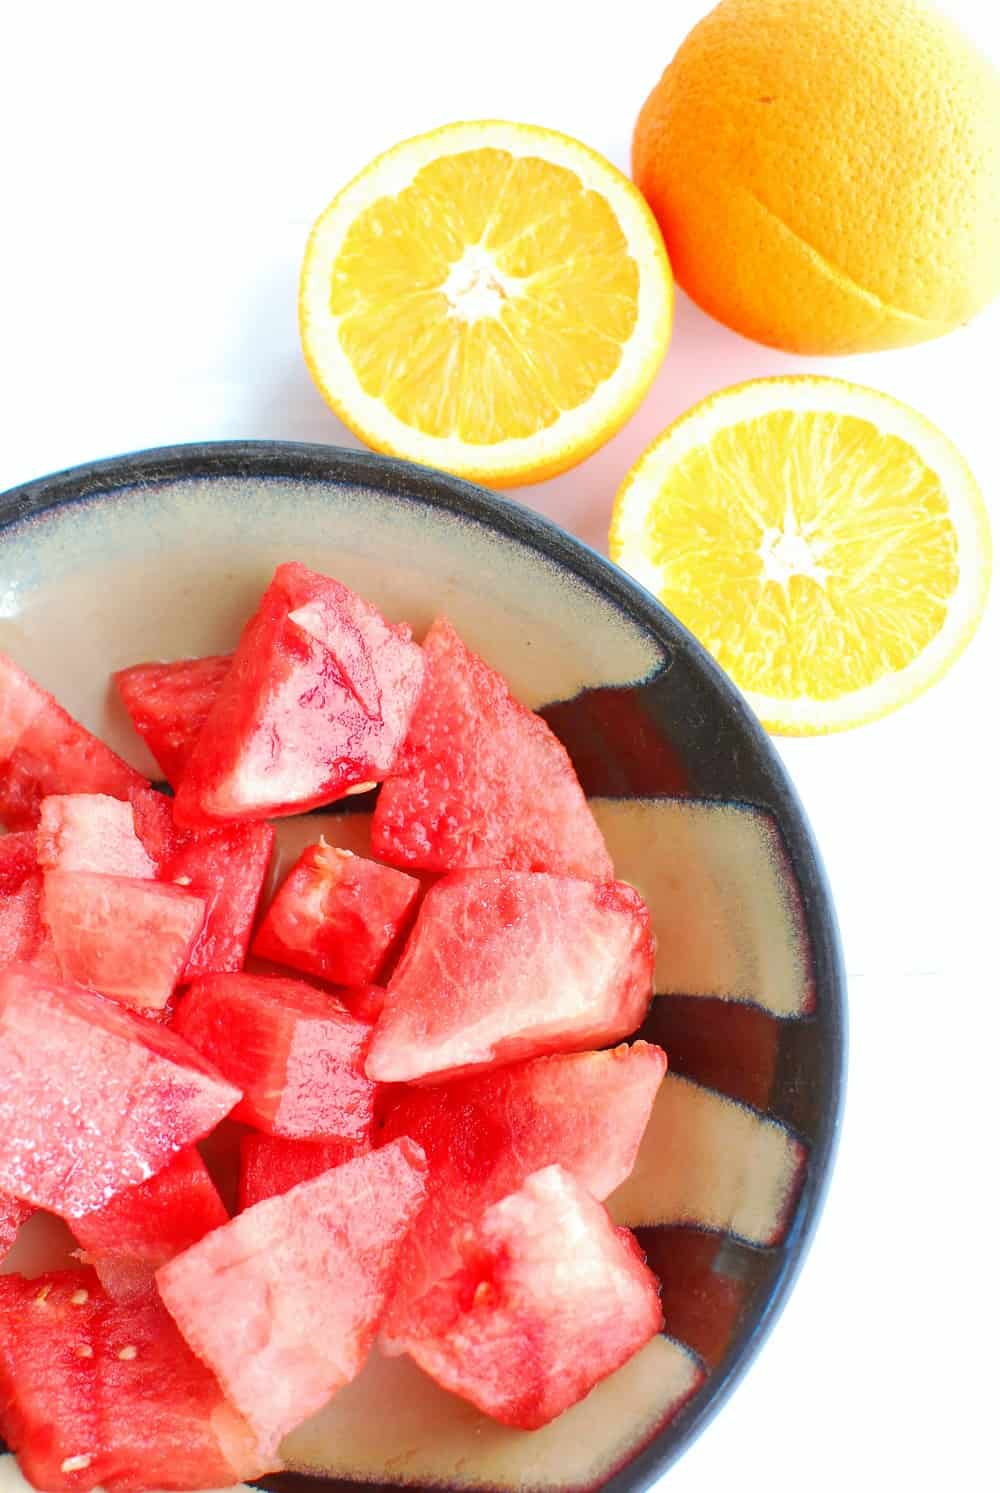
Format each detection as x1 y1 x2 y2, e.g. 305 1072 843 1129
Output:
378 1041 666 1349
0 832 57 971
252 842 420 985
126 787 178 869
0 828 45 891
113 654 233 787
366 870 655 1084
36 794 157 878
339 982 387 1024
288 583 422 754
122 788 276 977
0 1270 104 1491
0 964 240 1218
42 870 206 1014
238 1133 369 1211
173 972 377 1142
171 564 424 827
157 1139 428 1456
0 1191 33 1261
70 1148 228 1301
371 618 613 880
162 822 274 978
0 653 148 832
0 1270 276 1492
98 1287 275 1490
399 1165 663 1430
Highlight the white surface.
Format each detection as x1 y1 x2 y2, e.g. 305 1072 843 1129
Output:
0 2 997 1488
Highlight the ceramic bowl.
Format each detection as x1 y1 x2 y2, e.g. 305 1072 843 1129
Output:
0 442 845 1492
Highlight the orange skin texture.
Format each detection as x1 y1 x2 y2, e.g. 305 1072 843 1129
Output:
632 0 1000 353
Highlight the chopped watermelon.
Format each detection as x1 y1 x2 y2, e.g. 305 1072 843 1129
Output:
0 654 148 831
116 789 274 976
238 1133 369 1210
173 972 377 1142
252 842 420 985
161 822 274 978
98 1287 274 1490
36 794 157 878
398 1165 663 1429
371 618 613 879
71 1148 228 1301
0 832 57 970
378 1042 666 1349
0 1270 275 1491
42 870 206 1014
157 1139 428 1456
366 870 655 1084
171 564 424 826
0 963 240 1218
113 655 233 787
0 1191 33 1261
0 1270 103 1491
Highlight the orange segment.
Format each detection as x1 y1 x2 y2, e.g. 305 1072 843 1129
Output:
300 122 672 486
610 377 991 734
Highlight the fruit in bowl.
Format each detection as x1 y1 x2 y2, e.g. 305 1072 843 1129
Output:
0 445 843 1491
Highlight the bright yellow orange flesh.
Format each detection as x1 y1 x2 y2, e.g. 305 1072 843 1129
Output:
300 122 673 486
610 377 991 734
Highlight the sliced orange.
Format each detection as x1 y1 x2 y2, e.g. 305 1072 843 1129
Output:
609 377 991 734
299 121 673 488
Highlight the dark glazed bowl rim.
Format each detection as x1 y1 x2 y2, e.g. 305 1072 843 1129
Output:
0 440 847 1490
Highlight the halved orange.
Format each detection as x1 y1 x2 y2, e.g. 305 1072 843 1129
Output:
299 121 673 488
610 377 991 734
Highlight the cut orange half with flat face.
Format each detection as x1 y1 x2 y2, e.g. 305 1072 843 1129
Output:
610 377 991 735
299 121 673 488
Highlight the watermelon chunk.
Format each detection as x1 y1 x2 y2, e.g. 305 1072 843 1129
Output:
0 654 148 831
398 1165 663 1430
0 1270 103 1491
98 1287 274 1490
117 790 275 977
157 1139 428 1455
238 1133 369 1210
173 972 377 1142
42 870 206 1014
0 964 240 1218
0 832 57 970
366 870 655 1084
252 842 420 985
161 822 275 978
126 786 178 868
70 1148 228 1301
0 1270 275 1491
171 564 424 826
371 618 613 879
36 794 157 878
379 1042 666 1349
0 1191 33 1261
113 654 232 787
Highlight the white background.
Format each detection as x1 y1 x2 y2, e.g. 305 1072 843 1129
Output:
1 2 997 1487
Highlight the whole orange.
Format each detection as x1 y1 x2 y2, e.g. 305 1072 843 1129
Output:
632 0 1000 354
